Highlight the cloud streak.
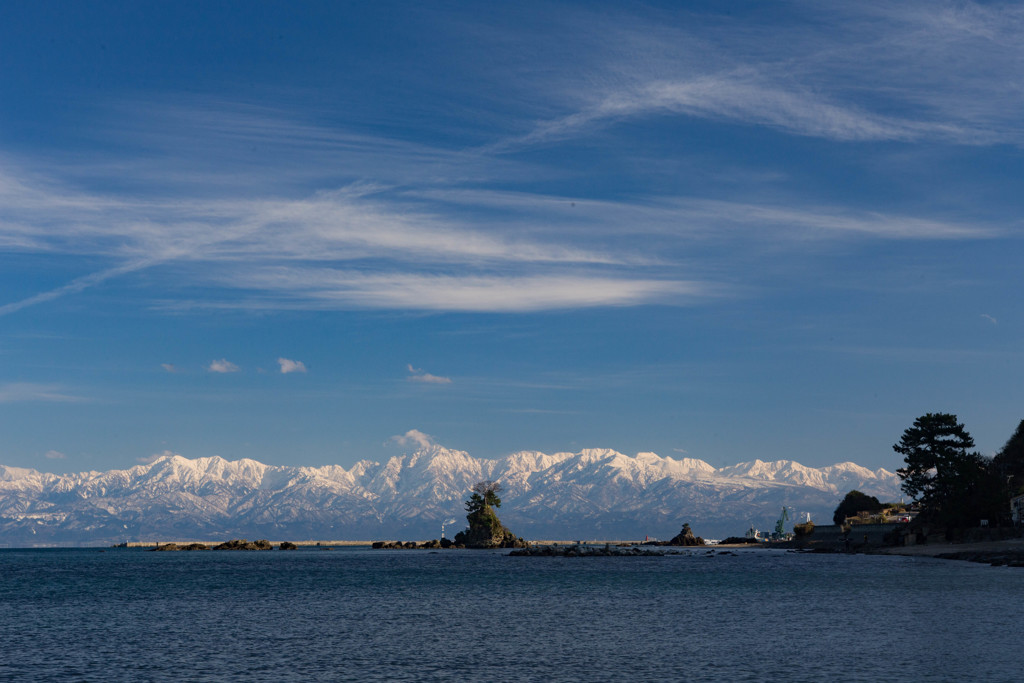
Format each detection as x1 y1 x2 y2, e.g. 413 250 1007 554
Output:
0 382 83 403
407 364 452 384
479 3 1024 151
0 4 1017 318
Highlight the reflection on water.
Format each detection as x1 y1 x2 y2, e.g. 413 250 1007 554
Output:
0 548 1020 682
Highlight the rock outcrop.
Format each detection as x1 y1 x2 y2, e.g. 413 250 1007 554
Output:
510 544 669 557
453 503 526 549
643 523 706 547
372 538 457 549
449 482 528 549
150 542 210 551
213 539 272 550
666 523 705 546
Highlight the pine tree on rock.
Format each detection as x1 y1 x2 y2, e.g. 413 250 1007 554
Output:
453 481 527 549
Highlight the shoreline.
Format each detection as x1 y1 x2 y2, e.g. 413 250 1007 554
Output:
870 536 1024 558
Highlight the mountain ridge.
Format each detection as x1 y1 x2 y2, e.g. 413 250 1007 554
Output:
0 447 902 545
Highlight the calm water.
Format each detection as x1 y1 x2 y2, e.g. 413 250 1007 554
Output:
0 547 1020 682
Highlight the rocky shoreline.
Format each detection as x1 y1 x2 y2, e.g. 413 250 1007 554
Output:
932 550 1024 567
509 544 739 557
149 539 299 551
372 539 456 549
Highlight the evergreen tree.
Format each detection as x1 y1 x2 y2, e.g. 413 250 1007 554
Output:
454 481 525 549
894 413 997 528
992 419 1024 496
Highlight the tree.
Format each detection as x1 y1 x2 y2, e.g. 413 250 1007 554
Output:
992 419 1024 496
454 481 524 549
833 490 883 525
893 413 995 528
468 480 502 509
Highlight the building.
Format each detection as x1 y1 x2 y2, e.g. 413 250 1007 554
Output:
1011 493 1024 526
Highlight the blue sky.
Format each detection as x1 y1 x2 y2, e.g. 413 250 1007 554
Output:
1 1 1022 472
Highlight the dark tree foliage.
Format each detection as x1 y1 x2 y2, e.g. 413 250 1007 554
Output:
894 413 1001 528
833 490 883 525
454 480 523 548
465 481 502 516
992 419 1024 496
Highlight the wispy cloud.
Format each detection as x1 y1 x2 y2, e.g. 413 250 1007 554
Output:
482 3 1024 150
161 363 178 373
44 450 65 460
407 364 452 384
981 313 998 325
389 428 436 450
0 161 690 315
491 74 962 152
0 382 83 403
207 359 240 374
212 270 701 313
278 357 307 374
0 3 1017 320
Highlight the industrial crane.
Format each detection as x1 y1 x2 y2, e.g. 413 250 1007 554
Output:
773 506 790 539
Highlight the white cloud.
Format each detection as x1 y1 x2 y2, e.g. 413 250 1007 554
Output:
410 373 452 384
407 364 452 384
44 450 65 460
161 363 178 373
214 270 700 313
389 429 436 450
208 359 240 373
981 313 998 325
137 450 175 464
278 357 307 374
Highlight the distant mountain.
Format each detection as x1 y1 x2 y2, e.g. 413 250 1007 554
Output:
0 447 902 545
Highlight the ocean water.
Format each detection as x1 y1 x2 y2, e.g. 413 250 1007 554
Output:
1 547 1020 682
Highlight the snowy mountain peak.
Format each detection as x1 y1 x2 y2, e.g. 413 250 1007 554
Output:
0 447 903 544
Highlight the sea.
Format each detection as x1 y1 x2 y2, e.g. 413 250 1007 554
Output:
1 546 1020 682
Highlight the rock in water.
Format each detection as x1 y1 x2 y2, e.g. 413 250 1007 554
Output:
213 538 273 550
454 483 527 549
665 523 705 546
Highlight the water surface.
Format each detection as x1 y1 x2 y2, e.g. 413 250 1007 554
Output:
1 547 1018 681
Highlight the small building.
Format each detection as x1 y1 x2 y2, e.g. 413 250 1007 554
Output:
1011 494 1024 526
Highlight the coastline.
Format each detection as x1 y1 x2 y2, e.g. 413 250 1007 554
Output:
871 536 1024 558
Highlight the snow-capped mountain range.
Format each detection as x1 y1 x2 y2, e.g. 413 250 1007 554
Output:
0 446 902 545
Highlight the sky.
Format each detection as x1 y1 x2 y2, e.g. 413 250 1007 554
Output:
1 1 1022 473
